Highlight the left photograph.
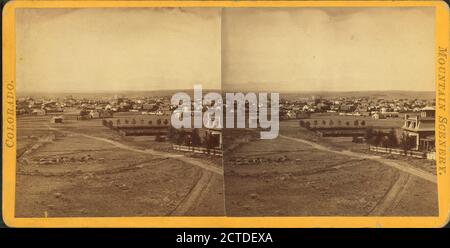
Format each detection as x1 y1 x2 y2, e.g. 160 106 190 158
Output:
14 8 224 217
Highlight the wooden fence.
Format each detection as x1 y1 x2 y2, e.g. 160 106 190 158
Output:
172 145 222 157
369 146 435 160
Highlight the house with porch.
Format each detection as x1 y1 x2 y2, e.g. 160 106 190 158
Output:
402 106 435 151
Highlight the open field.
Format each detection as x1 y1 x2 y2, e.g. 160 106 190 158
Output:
15 113 438 217
16 115 224 217
223 120 438 216
281 119 436 173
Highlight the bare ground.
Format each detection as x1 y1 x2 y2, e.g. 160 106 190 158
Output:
15 117 224 217
224 124 438 216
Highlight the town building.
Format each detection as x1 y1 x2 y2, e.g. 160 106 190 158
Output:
89 109 113 119
372 113 386 119
109 114 171 136
50 116 64 123
402 106 435 151
32 109 46 116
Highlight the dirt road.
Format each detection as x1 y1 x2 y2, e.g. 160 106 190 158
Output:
170 171 214 215
279 135 436 183
279 134 437 215
47 125 223 175
45 125 223 216
369 173 411 216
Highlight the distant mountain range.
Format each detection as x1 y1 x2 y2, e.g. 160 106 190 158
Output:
17 89 434 100
279 90 435 100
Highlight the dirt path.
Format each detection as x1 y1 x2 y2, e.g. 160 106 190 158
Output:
279 134 436 216
279 135 436 183
169 171 213 215
47 126 223 175
46 126 223 215
368 172 411 216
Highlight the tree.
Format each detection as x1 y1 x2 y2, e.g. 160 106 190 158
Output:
191 128 202 147
381 136 389 148
400 133 416 154
386 128 398 148
352 136 363 143
203 132 217 149
373 131 384 146
365 127 375 142
155 135 163 142
177 128 186 145
299 120 305 127
168 126 178 143
305 121 311 129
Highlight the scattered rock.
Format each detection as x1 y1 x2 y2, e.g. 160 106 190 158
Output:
242 205 251 210
119 184 129 190
20 158 30 165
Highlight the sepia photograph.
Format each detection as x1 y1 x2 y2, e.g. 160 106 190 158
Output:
222 7 438 216
12 5 440 220
14 7 225 217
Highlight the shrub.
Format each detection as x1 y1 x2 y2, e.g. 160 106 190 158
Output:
305 121 311 129
299 120 305 127
386 128 398 148
400 133 416 153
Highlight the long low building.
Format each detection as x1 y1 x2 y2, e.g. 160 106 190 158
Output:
104 115 171 136
300 118 368 129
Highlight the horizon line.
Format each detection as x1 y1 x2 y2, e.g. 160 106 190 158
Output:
16 89 435 94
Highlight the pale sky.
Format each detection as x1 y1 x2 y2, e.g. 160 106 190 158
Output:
16 8 222 92
16 7 435 93
222 7 435 92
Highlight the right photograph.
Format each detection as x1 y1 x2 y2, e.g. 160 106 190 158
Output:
222 7 438 216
